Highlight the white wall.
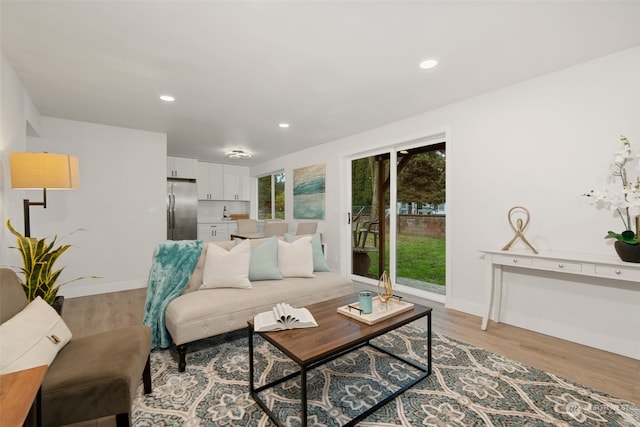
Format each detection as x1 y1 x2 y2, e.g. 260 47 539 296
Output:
252 143 346 270
25 118 167 296
2 53 167 296
252 46 640 358
0 52 39 269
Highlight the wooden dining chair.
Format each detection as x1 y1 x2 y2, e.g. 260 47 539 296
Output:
264 221 289 237
236 219 258 234
296 221 318 235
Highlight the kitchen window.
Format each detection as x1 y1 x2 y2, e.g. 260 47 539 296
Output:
258 171 285 219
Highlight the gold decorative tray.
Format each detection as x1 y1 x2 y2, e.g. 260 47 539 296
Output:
337 296 414 325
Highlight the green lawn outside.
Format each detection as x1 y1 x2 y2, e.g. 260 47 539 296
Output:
366 234 446 286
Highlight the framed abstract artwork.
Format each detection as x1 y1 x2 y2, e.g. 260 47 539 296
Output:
293 164 325 219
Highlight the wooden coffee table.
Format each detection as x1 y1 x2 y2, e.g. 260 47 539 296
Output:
247 294 432 427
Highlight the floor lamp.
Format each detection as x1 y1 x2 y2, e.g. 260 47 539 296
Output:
9 152 79 237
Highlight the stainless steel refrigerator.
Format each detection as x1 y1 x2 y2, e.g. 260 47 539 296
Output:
167 179 197 240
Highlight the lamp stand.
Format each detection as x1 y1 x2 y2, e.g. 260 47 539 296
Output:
23 188 47 238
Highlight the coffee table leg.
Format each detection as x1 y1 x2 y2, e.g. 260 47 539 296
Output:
427 312 432 375
301 365 308 427
248 325 255 395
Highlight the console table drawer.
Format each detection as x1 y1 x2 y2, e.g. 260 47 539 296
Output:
492 254 533 266
532 259 582 273
481 249 640 331
594 265 640 281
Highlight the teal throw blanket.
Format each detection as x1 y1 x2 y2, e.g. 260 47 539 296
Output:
143 240 203 348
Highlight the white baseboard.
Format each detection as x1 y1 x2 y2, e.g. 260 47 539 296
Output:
503 311 640 360
445 298 484 318
446 298 640 359
58 279 148 299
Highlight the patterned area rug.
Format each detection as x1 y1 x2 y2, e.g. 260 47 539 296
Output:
132 325 639 426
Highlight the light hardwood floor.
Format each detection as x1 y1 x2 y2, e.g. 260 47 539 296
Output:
60 288 639 426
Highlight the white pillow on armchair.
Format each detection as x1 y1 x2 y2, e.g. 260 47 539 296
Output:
0 296 72 374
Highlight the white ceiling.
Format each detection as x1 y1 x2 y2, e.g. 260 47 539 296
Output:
2 1 639 165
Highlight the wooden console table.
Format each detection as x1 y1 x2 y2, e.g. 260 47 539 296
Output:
481 249 640 330
0 365 48 427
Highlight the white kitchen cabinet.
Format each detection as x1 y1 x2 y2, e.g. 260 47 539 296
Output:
197 162 224 200
223 165 250 201
198 222 235 242
197 163 249 201
167 156 198 179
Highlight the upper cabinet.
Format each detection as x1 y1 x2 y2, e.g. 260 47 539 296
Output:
223 165 250 201
197 162 224 200
197 163 250 201
167 156 198 179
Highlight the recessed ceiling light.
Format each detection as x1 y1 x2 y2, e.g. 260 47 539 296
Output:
419 59 438 70
278 123 290 128
159 95 175 102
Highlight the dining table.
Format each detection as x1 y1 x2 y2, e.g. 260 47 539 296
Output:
230 232 265 240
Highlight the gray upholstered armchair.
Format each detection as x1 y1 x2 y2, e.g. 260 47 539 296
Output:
0 268 152 427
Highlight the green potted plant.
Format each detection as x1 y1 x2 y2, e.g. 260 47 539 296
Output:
6 219 89 312
584 135 640 262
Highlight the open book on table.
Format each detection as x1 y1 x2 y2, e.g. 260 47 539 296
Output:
254 303 318 332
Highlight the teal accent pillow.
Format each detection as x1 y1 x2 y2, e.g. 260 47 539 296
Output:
249 236 283 281
285 233 330 272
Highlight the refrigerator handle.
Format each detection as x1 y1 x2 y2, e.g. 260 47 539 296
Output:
167 192 174 230
167 196 171 229
167 183 172 231
171 194 176 229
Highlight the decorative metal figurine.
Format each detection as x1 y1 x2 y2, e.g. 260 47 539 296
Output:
377 271 393 304
501 206 538 254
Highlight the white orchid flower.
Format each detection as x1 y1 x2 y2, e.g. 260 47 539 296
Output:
583 136 639 241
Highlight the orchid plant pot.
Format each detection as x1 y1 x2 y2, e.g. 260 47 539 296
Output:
584 136 640 263
613 240 640 263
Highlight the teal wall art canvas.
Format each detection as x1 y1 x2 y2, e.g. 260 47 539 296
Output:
293 164 325 219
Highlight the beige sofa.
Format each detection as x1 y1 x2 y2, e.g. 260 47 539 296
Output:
164 238 354 371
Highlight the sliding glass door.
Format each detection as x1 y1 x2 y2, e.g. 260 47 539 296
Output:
350 139 446 299
394 143 446 295
351 154 389 281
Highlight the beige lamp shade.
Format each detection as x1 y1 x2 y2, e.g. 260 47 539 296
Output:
9 152 79 190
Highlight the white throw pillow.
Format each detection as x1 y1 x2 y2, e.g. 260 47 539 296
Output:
0 296 72 375
278 235 315 278
284 233 330 272
201 239 252 289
